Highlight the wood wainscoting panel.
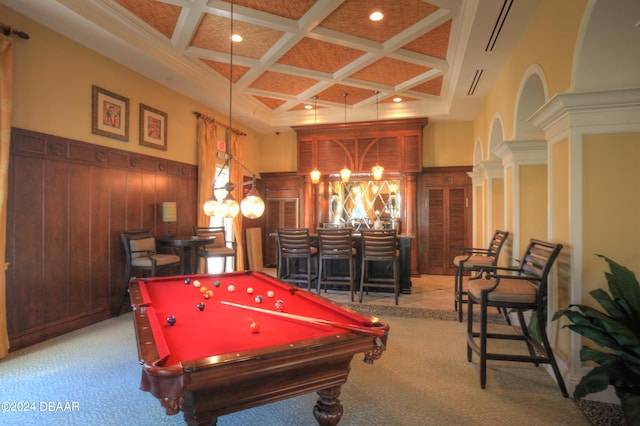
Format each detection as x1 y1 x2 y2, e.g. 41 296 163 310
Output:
6 128 198 351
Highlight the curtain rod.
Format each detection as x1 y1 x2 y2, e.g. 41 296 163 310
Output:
0 23 30 39
194 111 247 136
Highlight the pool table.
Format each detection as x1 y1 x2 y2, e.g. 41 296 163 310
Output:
129 271 389 425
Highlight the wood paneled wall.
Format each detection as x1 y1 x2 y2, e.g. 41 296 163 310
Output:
293 118 427 176
293 118 425 276
6 128 197 351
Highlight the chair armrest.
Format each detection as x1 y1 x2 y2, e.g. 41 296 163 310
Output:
473 265 520 279
484 271 541 282
131 249 155 257
458 247 492 254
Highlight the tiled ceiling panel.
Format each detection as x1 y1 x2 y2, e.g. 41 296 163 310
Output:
12 0 540 131
276 38 366 74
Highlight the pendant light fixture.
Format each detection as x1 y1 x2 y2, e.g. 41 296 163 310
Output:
371 90 384 180
309 95 321 184
340 92 351 183
202 0 264 220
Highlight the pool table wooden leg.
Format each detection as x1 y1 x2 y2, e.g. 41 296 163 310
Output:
313 385 344 425
182 410 217 426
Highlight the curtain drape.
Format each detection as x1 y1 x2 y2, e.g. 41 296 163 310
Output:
230 131 245 271
196 115 218 228
196 115 247 271
0 34 14 359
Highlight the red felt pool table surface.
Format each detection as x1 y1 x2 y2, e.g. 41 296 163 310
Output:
135 271 382 365
129 271 389 426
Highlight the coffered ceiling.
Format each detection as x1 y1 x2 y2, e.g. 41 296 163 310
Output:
3 0 539 133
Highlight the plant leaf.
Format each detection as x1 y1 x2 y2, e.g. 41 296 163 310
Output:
580 346 615 365
598 255 640 321
589 288 625 319
574 366 612 399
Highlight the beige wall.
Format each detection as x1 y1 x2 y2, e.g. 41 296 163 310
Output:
254 131 298 174
519 165 548 254
491 178 505 240
582 133 640 297
423 120 474 167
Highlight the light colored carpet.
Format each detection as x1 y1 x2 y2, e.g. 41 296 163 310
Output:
0 312 591 425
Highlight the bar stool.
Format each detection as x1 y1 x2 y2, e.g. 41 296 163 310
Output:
359 229 400 305
316 227 357 301
453 230 509 321
276 228 318 291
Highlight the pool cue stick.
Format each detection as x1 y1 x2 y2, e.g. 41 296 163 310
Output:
220 301 387 337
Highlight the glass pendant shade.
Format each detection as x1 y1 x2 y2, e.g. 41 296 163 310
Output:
203 196 221 217
219 193 240 219
240 187 265 219
340 166 351 183
310 168 321 184
372 164 384 180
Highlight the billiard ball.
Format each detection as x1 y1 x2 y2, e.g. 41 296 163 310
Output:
167 316 176 326
227 284 235 292
197 302 205 311
250 322 260 333
267 290 274 298
254 295 263 303
200 286 208 293
247 287 254 294
184 278 191 285
193 280 201 288
214 280 221 288
203 292 210 299
275 300 285 311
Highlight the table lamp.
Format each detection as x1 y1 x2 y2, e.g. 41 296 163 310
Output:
162 201 177 237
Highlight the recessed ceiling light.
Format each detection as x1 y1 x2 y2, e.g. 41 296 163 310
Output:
305 104 313 109
393 97 402 102
370 11 383 22
231 34 243 42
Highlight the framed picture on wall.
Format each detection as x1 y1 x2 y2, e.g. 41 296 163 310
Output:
139 104 168 150
91 85 129 141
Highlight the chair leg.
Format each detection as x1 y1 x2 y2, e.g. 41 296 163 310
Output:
307 256 312 291
359 260 366 303
479 295 488 389
349 258 355 302
114 275 131 316
534 309 570 397
516 309 539 363
453 265 463 322
454 265 461 311
394 260 399 305
317 258 324 293
467 297 474 362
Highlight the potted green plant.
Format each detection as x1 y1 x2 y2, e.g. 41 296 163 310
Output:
553 255 640 425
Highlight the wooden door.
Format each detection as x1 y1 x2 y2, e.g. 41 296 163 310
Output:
418 167 472 275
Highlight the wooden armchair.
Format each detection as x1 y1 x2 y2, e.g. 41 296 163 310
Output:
115 229 181 316
466 238 567 396
193 226 237 273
